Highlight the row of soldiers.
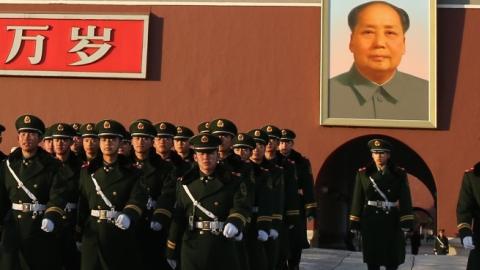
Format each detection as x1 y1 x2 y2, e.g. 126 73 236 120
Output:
0 115 316 270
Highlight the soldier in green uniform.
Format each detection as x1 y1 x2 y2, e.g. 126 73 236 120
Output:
76 119 147 270
349 139 414 270
456 162 480 269
165 133 251 270
174 126 195 165
0 124 6 160
71 123 84 158
433 229 449 255
278 129 317 270
51 123 83 270
128 120 177 270
42 126 55 155
261 125 300 270
79 123 100 163
234 131 274 270
154 122 189 176
0 114 68 270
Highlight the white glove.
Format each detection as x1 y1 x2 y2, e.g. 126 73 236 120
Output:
167 258 177 269
234 232 243 241
223 223 238 238
41 218 54 232
463 236 475 249
150 221 162 231
115 214 131 230
257 230 269 242
269 229 279 240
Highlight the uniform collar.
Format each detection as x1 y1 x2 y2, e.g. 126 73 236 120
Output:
347 66 400 106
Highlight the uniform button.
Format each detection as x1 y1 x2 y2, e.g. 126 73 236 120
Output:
199 231 204 235
112 191 117 196
147 187 151 191
375 211 379 214
376 95 383 102
97 219 101 223
214 202 219 206
33 184 38 188
387 189 391 192
199 217 203 221
97 205 102 209
19 200 22 204
17 214 22 219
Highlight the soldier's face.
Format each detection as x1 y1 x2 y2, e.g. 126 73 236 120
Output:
99 136 121 156
174 139 190 154
18 131 41 152
42 138 54 154
349 3 405 83
132 136 152 154
195 151 218 174
371 151 390 167
118 141 132 156
53 137 72 156
83 137 99 156
233 147 252 161
217 134 233 151
278 140 294 156
266 138 279 153
70 136 82 153
154 137 173 153
251 143 266 162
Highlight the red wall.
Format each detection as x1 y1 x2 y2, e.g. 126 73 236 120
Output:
0 5 476 235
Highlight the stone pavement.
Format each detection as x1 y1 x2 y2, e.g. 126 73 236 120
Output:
300 240 469 270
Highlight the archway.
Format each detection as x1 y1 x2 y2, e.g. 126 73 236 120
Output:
313 134 437 249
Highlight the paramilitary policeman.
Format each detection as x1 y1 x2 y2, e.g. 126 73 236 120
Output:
76 119 147 270
42 126 55 155
233 132 274 270
0 114 68 270
174 125 195 165
278 129 317 270
51 123 83 270
262 125 300 270
79 123 100 163
128 119 177 270
0 124 6 160
457 161 480 269
70 123 84 158
154 121 188 176
166 134 251 270
349 139 414 270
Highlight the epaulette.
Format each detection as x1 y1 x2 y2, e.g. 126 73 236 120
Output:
358 167 366 172
465 168 474 173
232 172 242 177
276 165 284 169
177 177 183 182
289 159 295 164
397 166 405 171
81 162 89 168
260 167 269 172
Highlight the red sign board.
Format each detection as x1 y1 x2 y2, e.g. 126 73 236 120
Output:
0 14 149 78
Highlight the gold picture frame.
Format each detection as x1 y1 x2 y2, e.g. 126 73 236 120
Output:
320 0 437 128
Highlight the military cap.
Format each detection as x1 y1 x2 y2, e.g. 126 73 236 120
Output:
261 124 281 139
248 129 269 145
43 126 53 140
80 123 98 137
15 114 45 135
280 129 296 141
50 123 76 138
174 126 194 140
154 122 176 138
189 134 221 153
368 138 392 152
129 120 156 138
122 131 131 142
95 120 125 138
0 124 5 133
197 121 211 134
232 133 255 149
71 123 82 136
210 118 237 137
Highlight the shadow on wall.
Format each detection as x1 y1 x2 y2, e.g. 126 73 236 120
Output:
312 134 437 249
